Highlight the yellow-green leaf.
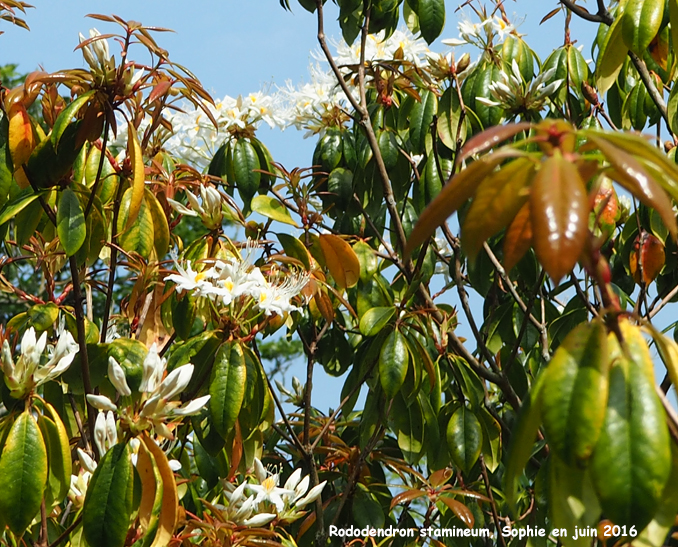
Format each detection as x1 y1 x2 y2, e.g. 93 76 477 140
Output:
622 0 664 56
379 329 409 399
145 189 170 259
141 433 179 547
596 7 629 94
359 306 396 337
125 123 145 230
0 409 48 535
251 195 297 227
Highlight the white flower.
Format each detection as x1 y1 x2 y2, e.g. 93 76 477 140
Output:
242 513 277 527
168 185 224 230
165 258 217 299
79 28 113 75
87 393 117 412
247 474 296 513
257 272 309 316
294 481 326 508
93 410 117 458
108 356 131 397
139 343 165 393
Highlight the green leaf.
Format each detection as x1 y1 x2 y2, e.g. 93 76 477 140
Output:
596 6 629 94
117 189 155 258
417 0 445 44
590 322 671 530
38 410 71 505
540 320 609 467
51 90 95 148
251 195 297 226
437 86 466 151
353 240 378 282
233 138 261 207
379 329 409 399
83 442 134 547
209 342 247 438
0 186 48 226
446 406 483 473
359 306 396 337
0 409 48 536
409 89 437 153
57 187 86 256
505 371 546 512
391 393 425 464
277 233 311 270
145 189 170 259
622 0 664 55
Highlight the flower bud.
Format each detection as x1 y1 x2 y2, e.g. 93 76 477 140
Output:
108 356 132 397
87 393 117 412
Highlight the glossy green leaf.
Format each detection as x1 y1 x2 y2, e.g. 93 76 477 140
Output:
83 442 134 547
38 406 72 505
57 187 86 256
359 306 396 337
51 90 95 148
446 406 483 473
251 195 297 226
596 6 629 94
391 393 425 464
409 89 437 153
530 150 588 283
209 342 247 438
353 240 378 281
437 86 466 151
277 233 311 271
541 320 609 467
622 0 664 56
0 187 48 226
0 409 48 535
233 138 260 207
379 329 409 399
590 322 671 530
117 189 155 258
417 0 445 44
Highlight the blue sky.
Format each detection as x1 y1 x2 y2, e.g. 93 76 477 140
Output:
2 1 602 410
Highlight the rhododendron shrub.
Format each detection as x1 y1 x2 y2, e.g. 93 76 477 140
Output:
2 1 678 546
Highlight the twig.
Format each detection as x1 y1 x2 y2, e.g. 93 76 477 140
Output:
479 455 507 547
47 515 83 547
560 0 612 24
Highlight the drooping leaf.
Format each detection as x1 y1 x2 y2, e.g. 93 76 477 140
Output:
530 150 588 283
621 0 664 56
318 233 360 289
417 0 445 44
379 329 409 399
503 202 533 272
125 123 145 232
83 442 134 547
57 187 86 256
209 342 247 438
462 157 535 261
446 406 483 473
359 306 396 337
0 409 48 535
141 433 179 547
590 322 671 530
540 320 609 467
596 8 629 94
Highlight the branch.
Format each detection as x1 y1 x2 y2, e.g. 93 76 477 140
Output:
560 0 612 24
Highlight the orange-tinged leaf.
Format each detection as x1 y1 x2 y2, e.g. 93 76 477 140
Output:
462 157 535 261
8 102 35 173
530 152 588 283
406 150 525 257
456 122 531 166
136 441 156 532
125 123 145 230
429 468 453 487
390 489 427 509
140 434 178 547
590 136 677 239
503 202 533 272
630 232 665 284
437 496 474 528
318 234 360 289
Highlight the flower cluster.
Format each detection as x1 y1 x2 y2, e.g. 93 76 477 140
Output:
79 28 142 92
216 458 326 527
442 15 516 49
476 60 563 116
167 184 224 230
1 324 78 399
166 241 309 317
332 28 430 67
86 343 210 440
